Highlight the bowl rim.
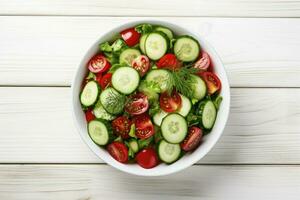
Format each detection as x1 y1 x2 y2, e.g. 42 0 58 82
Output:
71 19 230 176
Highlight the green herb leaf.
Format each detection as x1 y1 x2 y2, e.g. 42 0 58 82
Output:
138 137 153 149
168 66 199 99
148 101 160 117
105 89 126 114
135 24 153 34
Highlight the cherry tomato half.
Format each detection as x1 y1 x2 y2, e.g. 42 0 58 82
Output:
107 142 128 163
120 27 141 47
125 92 149 115
85 109 95 122
100 73 112 89
131 55 150 76
159 91 182 113
200 72 222 94
194 51 211 71
112 116 131 139
136 148 159 169
132 114 155 139
156 53 182 71
88 54 111 73
181 126 203 151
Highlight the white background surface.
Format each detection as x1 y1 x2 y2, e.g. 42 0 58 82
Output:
0 0 300 199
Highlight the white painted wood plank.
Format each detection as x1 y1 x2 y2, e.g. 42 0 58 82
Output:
0 165 299 200
1 0 300 17
1 17 300 87
0 87 299 164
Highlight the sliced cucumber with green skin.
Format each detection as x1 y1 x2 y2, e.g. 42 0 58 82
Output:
139 34 148 54
153 110 168 126
161 113 188 144
100 87 124 114
158 140 181 163
202 100 217 129
119 48 141 66
177 94 192 117
145 69 172 93
112 67 140 94
93 100 116 121
190 74 206 101
174 36 200 62
145 32 168 60
155 26 173 39
88 120 110 146
80 80 99 107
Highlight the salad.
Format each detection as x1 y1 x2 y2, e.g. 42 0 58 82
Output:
80 23 222 169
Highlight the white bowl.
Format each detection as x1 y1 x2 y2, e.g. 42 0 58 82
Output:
71 20 230 176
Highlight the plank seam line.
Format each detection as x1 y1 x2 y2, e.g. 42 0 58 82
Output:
0 14 300 19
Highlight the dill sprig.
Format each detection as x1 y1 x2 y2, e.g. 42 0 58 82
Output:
167 65 199 99
105 89 126 114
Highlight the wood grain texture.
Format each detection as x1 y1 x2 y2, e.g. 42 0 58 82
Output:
0 87 299 164
0 164 299 200
0 17 300 87
1 0 300 17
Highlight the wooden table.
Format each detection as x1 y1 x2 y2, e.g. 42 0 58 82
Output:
0 1 300 199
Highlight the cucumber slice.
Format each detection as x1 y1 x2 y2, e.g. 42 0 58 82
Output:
202 100 217 129
190 74 206 101
174 36 200 62
139 34 148 54
145 69 172 93
128 139 139 153
155 26 173 39
153 110 168 126
80 80 99 107
112 67 140 94
88 120 109 146
161 113 188 143
145 32 168 60
100 87 125 114
158 140 181 163
93 100 116 121
119 48 141 66
177 94 192 117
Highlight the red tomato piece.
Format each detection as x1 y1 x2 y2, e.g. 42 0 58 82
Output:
200 72 222 94
125 92 149 115
85 109 95 122
100 73 112 89
131 55 150 76
156 53 182 71
95 73 102 85
159 91 182 113
120 27 141 47
181 126 203 151
132 114 155 139
136 148 159 169
194 51 211 71
88 54 111 73
112 116 131 139
107 142 128 163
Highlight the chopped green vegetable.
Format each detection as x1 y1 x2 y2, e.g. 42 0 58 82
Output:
100 42 112 52
108 63 124 73
138 136 153 149
213 95 223 110
129 124 136 138
135 24 153 34
86 72 96 80
114 136 123 142
111 39 126 52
